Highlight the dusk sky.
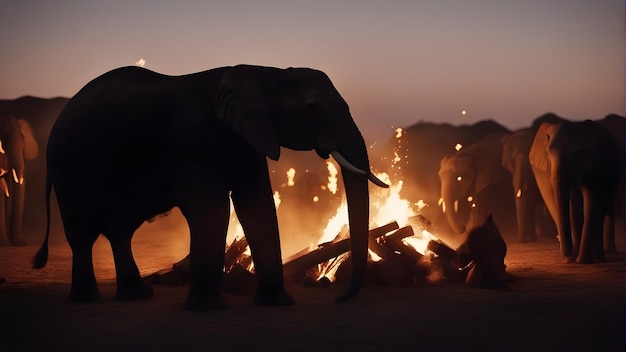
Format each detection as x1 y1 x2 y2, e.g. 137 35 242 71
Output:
1 0 623 142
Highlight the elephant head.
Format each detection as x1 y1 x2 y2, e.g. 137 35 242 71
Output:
0 116 39 246
438 132 511 234
215 65 388 301
438 154 475 234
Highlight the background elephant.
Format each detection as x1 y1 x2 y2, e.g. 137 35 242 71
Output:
595 114 625 252
0 97 69 241
33 64 387 310
438 131 516 238
500 113 566 243
371 120 510 239
0 116 39 246
529 120 622 263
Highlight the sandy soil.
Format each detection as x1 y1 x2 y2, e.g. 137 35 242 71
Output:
1 229 624 352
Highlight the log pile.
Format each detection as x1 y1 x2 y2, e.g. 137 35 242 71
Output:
144 215 468 293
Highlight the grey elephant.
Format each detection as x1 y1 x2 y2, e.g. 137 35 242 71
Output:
372 120 510 238
32 64 388 310
500 113 567 243
438 131 516 237
0 116 39 246
529 120 622 263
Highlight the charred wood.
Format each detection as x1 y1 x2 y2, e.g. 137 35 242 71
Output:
283 221 400 282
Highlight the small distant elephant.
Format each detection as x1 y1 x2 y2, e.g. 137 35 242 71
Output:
373 120 510 238
438 131 516 236
33 64 388 310
529 120 622 263
0 116 39 246
457 214 508 289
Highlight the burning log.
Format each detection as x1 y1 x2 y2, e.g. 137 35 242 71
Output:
224 236 249 270
427 240 458 264
427 239 465 281
283 221 400 282
376 226 416 246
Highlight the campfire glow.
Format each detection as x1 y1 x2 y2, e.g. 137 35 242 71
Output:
223 131 449 285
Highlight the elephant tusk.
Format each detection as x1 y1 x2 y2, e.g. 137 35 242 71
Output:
331 151 389 188
368 172 390 188
331 151 366 175
12 169 23 185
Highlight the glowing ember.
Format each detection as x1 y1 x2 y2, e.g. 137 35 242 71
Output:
326 161 338 194
286 168 296 186
395 127 403 138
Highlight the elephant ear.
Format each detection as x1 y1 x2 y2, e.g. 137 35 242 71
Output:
216 65 281 161
500 133 515 174
472 134 508 194
528 122 553 173
17 119 38 160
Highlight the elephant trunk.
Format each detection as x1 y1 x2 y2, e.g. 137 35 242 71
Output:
331 140 372 303
552 165 573 257
442 187 466 234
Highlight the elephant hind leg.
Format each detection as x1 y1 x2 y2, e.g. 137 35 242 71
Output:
106 223 154 301
66 227 101 303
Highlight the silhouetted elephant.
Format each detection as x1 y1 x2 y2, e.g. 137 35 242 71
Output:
33 65 388 310
529 120 622 263
500 113 567 243
457 214 508 288
0 116 39 246
438 131 516 237
595 114 625 252
373 120 510 238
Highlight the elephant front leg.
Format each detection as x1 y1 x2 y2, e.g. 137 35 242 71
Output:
515 195 537 243
180 186 231 311
577 188 605 263
231 162 294 306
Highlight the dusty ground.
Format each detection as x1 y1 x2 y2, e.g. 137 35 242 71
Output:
1 228 624 352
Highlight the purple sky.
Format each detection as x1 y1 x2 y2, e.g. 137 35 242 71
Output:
1 0 623 142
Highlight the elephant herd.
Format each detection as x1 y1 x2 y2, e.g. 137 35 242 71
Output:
378 112 625 264
0 65 623 310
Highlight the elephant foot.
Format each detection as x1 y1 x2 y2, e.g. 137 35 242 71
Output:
116 280 155 300
575 255 595 264
185 293 229 311
253 287 295 306
68 285 101 303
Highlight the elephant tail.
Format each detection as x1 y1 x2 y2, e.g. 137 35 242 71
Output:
32 175 52 269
